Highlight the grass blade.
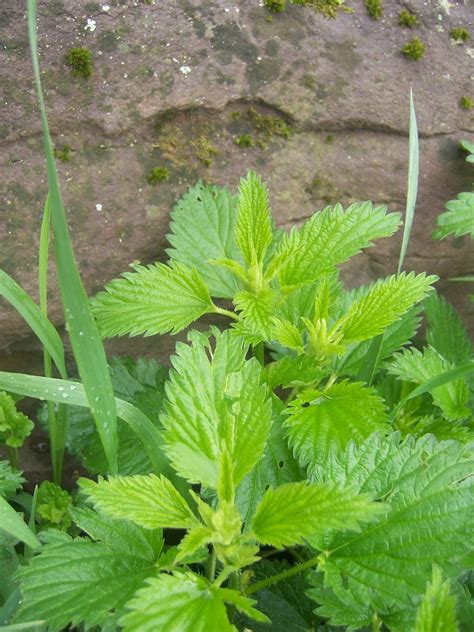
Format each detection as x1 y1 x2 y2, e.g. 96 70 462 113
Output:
0 497 41 550
0 372 169 479
398 89 419 274
0 271 66 379
27 0 117 473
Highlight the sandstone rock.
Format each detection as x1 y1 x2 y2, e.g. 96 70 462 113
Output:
1 0 473 371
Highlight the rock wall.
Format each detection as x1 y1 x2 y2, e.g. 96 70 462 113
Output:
1 0 473 372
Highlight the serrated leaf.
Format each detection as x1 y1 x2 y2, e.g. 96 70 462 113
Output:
335 273 436 343
166 181 243 298
235 171 273 265
433 192 474 240
414 566 459 632
251 481 382 548
0 460 24 498
277 202 400 287
236 405 304 525
15 510 161 631
424 292 473 366
91 262 215 337
263 354 325 389
271 318 304 351
308 433 474 629
0 391 34 448
79 474 197 529
162 330 272 488
121 572 267 631
234 288 277 342
388 347 470 420
285 380 389 469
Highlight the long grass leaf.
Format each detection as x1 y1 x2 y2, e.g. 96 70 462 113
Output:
27 0 117 473
398 89 419 274
0 497 40 550
0 372 169 479
0 271 66 379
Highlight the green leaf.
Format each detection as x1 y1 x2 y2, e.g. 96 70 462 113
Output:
162 329 272 488
121 572 267 631
15 509 161 631
263 354 325 389
0 372 170 478
277 202 400 288
251 481 382 548
271 318 304 351
309 433 474 628
414 566 459 632
0 271 66 379
398 88 419 274
236 406 304 525
335 272 436 343
285 380 389 469
166 181 243 298
79 474 197 529
0 497 40 550
28 0 118 474
235 171 273 265
0 392 34 448
388 347 470 420
91 262 215 337
0 461 24 498
233 288 277 341
424 292 473 366
433 192 474 240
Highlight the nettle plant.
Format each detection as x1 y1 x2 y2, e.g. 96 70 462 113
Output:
0 2 473 632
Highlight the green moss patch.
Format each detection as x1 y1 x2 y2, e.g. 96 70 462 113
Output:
65 47 93 79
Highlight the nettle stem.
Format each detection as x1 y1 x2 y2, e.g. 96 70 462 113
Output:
252 342 264 366
7 446 19 470
212 305 239 321
206 548 217 582
245 553 321 596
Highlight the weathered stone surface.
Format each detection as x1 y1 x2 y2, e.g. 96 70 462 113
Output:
1 0 473 370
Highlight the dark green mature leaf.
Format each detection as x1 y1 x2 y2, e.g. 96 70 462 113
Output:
424 293 473 366
166 181 243 298
277 202 400 288
45 357 168 476
309 433 474 629
79 474 197 529
285 380 389 468
28 0 118 473
162 329 272 488
251 482 382 548
15 509 161 631
121 572 267 631
91 262 215 337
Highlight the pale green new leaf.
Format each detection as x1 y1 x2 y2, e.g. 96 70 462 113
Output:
251 481 382 548
277 202 400 287
121 572 267 631
162 330 272 488
0 460 24 498
424 292 473 365
166 182 243 298
91 262 215 337
285 380 389 468
79 474 197 529
432 192 474 240
414 567 459 632
335 273 436 343
388 347 470 420
15 509 161 631
233 288 277 341
309 433 474 628
235 171 273 265
272 319 304 351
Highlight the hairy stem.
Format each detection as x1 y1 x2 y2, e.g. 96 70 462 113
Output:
7 446 19 470
253 342 265 366
245 553 320 596
212 305 239 321
206 548 217 582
